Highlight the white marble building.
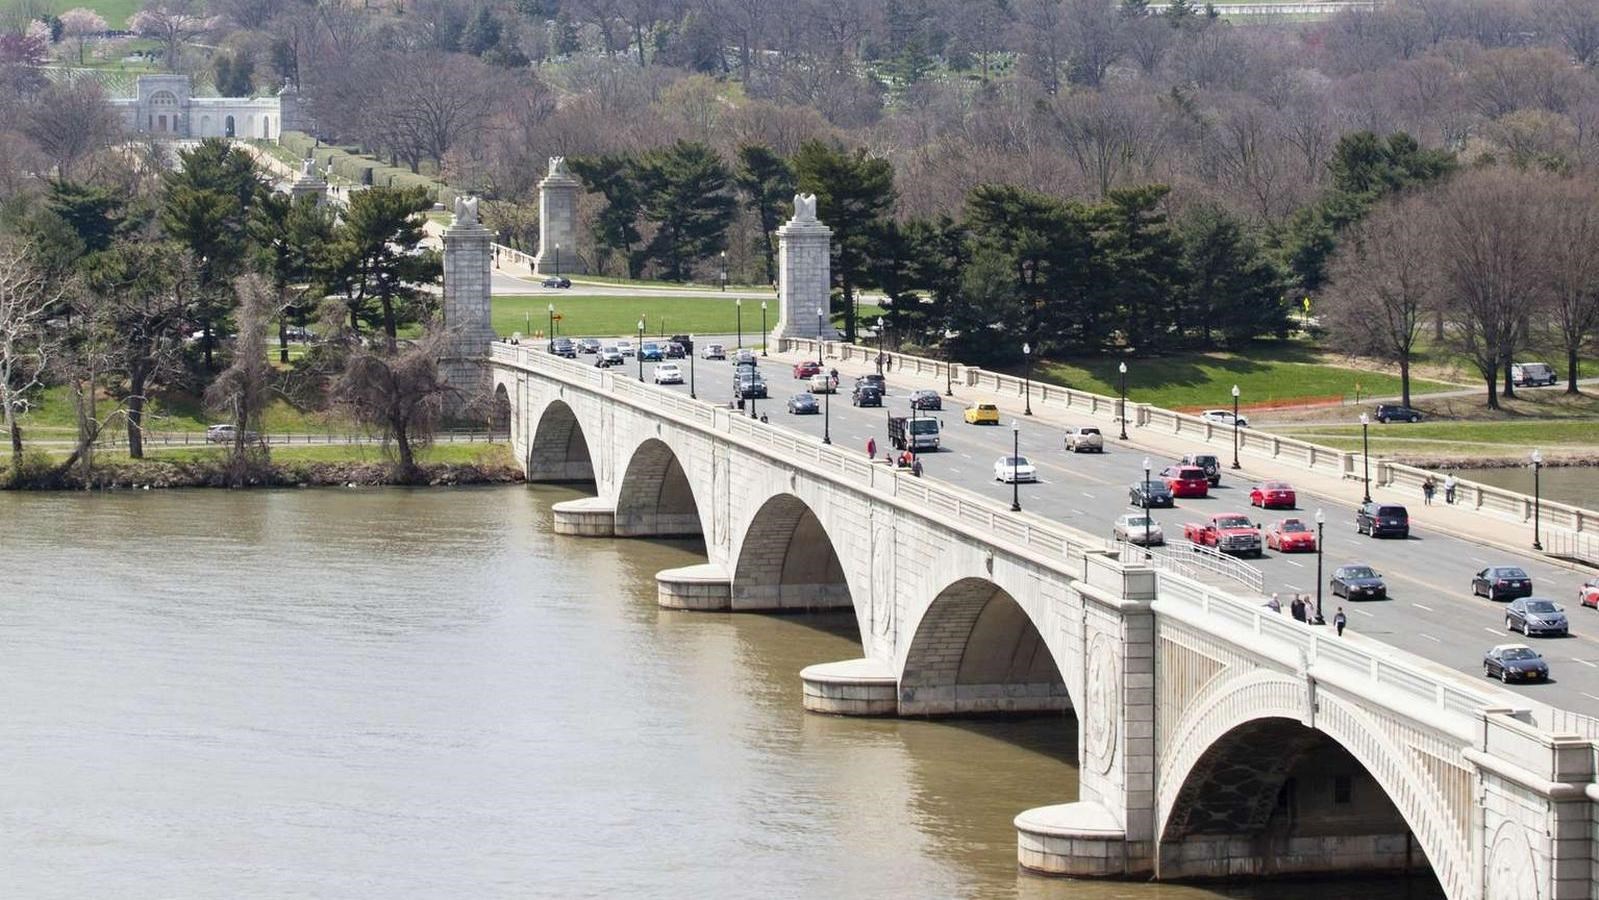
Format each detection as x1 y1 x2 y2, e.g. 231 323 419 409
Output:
108 74 290 140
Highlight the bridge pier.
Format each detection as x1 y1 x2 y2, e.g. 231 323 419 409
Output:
800 659 898 716
551 497 616 536
655 563 732 610
1016 801 1148 878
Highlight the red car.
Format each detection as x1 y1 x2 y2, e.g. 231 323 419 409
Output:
1160 465 1210 498
1265 518 1317 552
1580 578 1599 609
793 360 822 379
1250 481 1297 509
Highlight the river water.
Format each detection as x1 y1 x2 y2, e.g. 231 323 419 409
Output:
0 487 1442 899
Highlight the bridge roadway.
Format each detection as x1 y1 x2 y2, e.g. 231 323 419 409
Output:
623 347 1599 715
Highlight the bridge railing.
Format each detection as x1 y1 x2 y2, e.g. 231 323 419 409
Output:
777 336 1599 564
1115 539 1265 594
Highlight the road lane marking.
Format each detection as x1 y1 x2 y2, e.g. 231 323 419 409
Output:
1419 633 1441 643
1351 608 1374 618
1574 658 1598 669
1081 491 1095 498
1284 560 1303 568
1412 602 1434 612
1584 693 1599 703
1484 627 1502 635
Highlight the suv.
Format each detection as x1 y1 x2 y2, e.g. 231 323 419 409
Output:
735 372 767 399
909 389 942 411
1356 502 1410 539
852 384 883 407
1511 362 1557 387
1181 453 1222 486
549 338 577 358
1373 403 1422 424
856 373 886 394
1064 426 1104 453
576 338 601 354
670 334 694 355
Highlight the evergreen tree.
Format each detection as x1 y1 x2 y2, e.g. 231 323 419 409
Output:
1180 206 1286 346
569 155 645 279
463 7 502 57
733 145 794 286
1091 185 1183 351
792 140 896 343
48 180 130 256
964 184 1096 354
320 186 441 350
249 191 335 362
636 141 736 281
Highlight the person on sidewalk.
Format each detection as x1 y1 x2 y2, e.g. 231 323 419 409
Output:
1334 608 1348 637
1290 595 1306 622
1444 472 1457 505
911 458 923 478
1423 476 1436 506
1266 593 1282 613
866 436 877 460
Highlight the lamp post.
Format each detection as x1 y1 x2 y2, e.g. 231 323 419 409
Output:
876 317 885 374
1531 448 1543 550
944 331 954 397
1314 508 1326 624
1359 412 1371 503
1143 456 1151 510
636 318 645 382
554 242 561 277
818 310 831 444
1230 384 1241 469
749 386 759 419
719 250 727 292
1118 361 1129 440
761 300 768 356
547 303 555 351
1023 342 1033 416
689 332 697 400
735 298 743 350
1010 420 1022 512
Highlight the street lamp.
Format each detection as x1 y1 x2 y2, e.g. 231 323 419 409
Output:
554 242 561 277
689 332 697 400
1023 342 1033 416
1359 412 1371 503
720 250 727 292
1531 448 1544 550
735 298 743 350
761 300 768 356
1143 456 1151 510
636 318 645 382
944 330 955 397
1010 420 1022 512
1118 361 1129 440
816 310 825 366
1314 508 1326 624
547 303 555 351
1230 384 1241 469
876 317 886 374
818 310 831 445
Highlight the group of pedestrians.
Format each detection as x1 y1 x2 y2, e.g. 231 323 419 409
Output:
1421 472 1458 506
863 437 922 477
1266 593 1348 636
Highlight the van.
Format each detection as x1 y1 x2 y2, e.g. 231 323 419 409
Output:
1511 362 1557 387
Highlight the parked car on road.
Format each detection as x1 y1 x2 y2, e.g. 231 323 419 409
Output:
1181 453 1222 486
701 343 726 360
541 276 571 289
963 402 999 425
1506 597 1569 637
1063 426 1104 453
1249 481 1297 509
1113 513 1165 546
788 392 819 415
1129 480 1175 509
1265 518 1317 552
910 389 942 411
851 384 883 407
576 338 601 354
1330 564 1387 601
1374 403 1422 423
1160 465 1210 498
653 363 683 385
1511 362 1557 387
1356 502 1409 538
1483 644 1549 683
1473 566 1533 602
793 360 822 380
1200 409 1249 428
809 372 837 394
994 455 1037 483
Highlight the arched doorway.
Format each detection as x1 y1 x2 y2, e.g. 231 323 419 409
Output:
527 400 593 484
224 115 235 138
898 577 1069 717
732 494 852 613
614 438 703 539
491 384 512 435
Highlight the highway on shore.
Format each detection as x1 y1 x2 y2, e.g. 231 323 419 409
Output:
601 345 1599 715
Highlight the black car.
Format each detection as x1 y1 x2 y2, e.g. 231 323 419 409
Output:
1374 403 1422 424
1506 597 1569 637
1330 564 1387 601
1356 502 1409 538
576 338 601 354
735 374 767 399
910 389 942 411
852 384 883 407
549 338 577 358
1473 566 1533 602
1129 480 1175 509
542 276 572 289
1483 644 1550 683
671 334 694 354
665 342 686 359
788 392 819 415
1181 453 1222 486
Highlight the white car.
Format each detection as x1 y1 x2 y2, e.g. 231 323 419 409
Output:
1200 409 1249 428
993 455 1037 484
733 348 758 366
1063 425 1104 453
653 363 683 385
616 340 636 357
1112 513 1164 546
701 343 726 360
809 372 837 393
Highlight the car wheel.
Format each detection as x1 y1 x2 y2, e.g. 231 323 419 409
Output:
1488 587 1496 602
1507 616 1516 632
1485 663 1493 678
1409 415 1420 423
1500 668 1510 684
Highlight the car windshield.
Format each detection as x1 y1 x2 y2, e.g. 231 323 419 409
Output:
1343 566 1377 579
1265 482 1290 490
909 420 938 434
1215 516 1251 529
1526 600 1559 613
795 393 813 401
1126 516 1152 527
1004 457 1030 467
1377 507 1407 517
1501 647 1538 661
1081 427 1100 435
1194 456 1217 465
1178 468 1204 480
977 405 996 411
1280 520 1308 532
1494 568 1528 579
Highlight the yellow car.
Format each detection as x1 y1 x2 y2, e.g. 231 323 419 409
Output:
963 402 1000 425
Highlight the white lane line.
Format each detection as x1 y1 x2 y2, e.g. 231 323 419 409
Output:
1412 602 1434 612
1584 692 1599 703
1484 626 1502 635
1418 633 1441 643
1351 608 1374 618
1081 491 1095 499
1471 556 1488 564
1284 560 1304 568
1071 509 1085 516
1574 658 1598 669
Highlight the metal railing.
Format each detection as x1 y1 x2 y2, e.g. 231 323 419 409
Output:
1116 538 1266 595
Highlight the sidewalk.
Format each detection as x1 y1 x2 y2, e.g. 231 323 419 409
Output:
779 347 1596 577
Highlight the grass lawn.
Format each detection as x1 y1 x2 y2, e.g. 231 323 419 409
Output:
1276 390 1599 457
4 442 513 467
49 0 141 28
568 273 775 293
495 294 882 339
1034 343 1459 411
17 385 354 437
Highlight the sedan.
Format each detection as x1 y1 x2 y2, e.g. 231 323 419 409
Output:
851 385 883 407
1201 409 1249 428
994 455 1037 484
787 392 819 415
734 349 758 367
653 363 683 385
596 349 623 368
1265 518 1317 552
1129 480 1175 509
1113 513 1164 546
1160 465 1210 498
1506 597 1569 637
541 276 571 289
1483 644 1550 683
640 342 665 362
964 403 999 425
1473 566 1533 602
809 373 837 394
1250 481 1296 509
665 342 686 359
793 360 822 380
910 389 942 411
577 338 601 354
616 340 636 357
1580 578 1599 609
549 338 577 358
1330 565 1387 601
701 343 726 360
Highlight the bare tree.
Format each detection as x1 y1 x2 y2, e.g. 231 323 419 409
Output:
1543 0 1599 67
331 329 455 481
206 275 275 477
129 0 216 72
23 79 121 181
1321 194 1438 408
1539 178 1599 394
0 239 64 472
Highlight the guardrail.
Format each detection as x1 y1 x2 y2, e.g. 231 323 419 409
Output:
778 336 1599 565
1118 539 1267 594
83 430 507 449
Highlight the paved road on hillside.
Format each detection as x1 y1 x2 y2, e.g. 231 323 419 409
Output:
603 346 1599 715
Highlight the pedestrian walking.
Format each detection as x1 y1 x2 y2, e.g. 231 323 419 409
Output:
1423 476 1435 506
911 458 923 478
1444 472 1457 505
866 436 877 460
1290 595 1306 622
875 352 884 374
1334 608 1348 636
1267 593 1282 613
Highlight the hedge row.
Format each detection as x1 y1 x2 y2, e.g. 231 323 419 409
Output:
276 132 457 206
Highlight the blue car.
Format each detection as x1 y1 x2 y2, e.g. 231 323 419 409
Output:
640 342 664 362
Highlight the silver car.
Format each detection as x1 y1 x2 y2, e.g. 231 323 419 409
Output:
1064 426 1104 453
1506 597 1569 637
1113 513 1164 546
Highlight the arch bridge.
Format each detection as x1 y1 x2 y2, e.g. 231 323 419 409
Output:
492 342 1599 899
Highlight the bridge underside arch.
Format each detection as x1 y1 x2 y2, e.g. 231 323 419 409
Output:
898 577 1070 718
732 494 852 613
615 438 703 538
1160 716 1439 886
528 400 594 483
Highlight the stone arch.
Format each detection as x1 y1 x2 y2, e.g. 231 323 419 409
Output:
527 399 593 483
491 383 511 433
897 577 1070 717
1156 675 1464 895
614 438 704 539
732 493 853 613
